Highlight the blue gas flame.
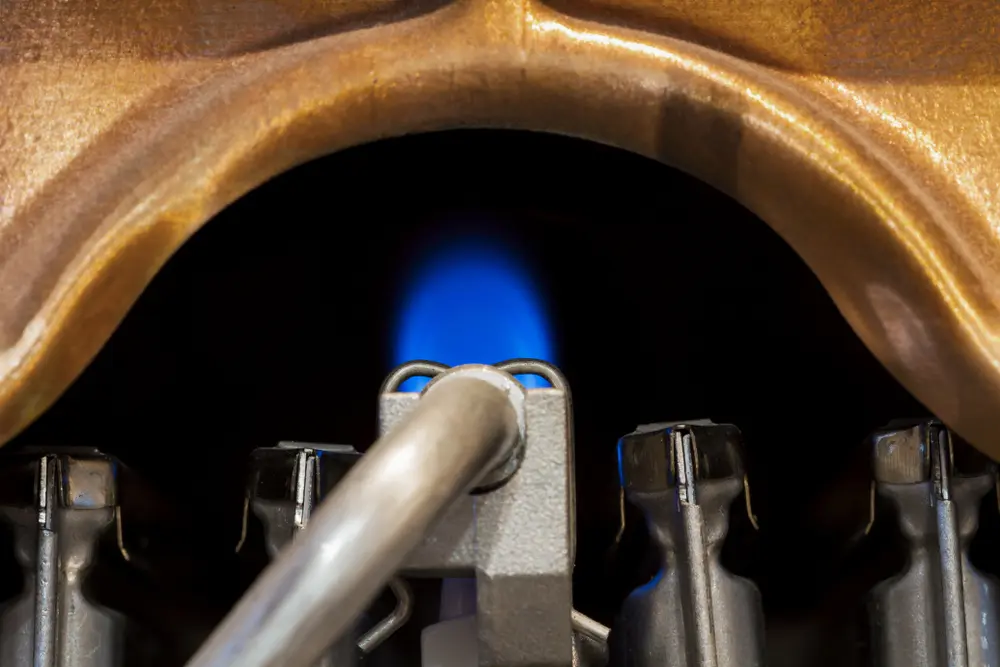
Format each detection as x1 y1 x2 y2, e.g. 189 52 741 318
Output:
394 238 554 391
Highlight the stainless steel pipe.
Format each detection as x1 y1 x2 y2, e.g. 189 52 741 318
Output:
185 365 525 667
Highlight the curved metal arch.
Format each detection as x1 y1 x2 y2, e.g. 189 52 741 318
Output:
1 0 998 456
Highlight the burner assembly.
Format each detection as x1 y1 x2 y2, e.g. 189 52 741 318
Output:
2 0 999 660
0 361 995 667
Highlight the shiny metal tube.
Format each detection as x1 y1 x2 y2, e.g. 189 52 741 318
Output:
185 367 524 667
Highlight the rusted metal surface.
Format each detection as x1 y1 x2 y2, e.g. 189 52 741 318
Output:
0 0 998 455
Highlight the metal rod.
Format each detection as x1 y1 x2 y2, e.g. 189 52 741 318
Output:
33 456 57 667
571 610 610 643
357 578 414 653
934 430 970 667
675 431 718 667
185 368 523 667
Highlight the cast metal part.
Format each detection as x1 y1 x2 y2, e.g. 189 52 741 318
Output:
243 442 415 662
0 449 125 667
610 421 765 667
382 360 575 667
868 420 1000 667
185 364 525 667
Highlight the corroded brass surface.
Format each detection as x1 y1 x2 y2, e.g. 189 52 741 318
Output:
1 0 999 455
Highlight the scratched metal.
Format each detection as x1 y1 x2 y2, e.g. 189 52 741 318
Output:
1 0 999 457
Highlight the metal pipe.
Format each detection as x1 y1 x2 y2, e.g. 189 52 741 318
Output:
185 366 524 667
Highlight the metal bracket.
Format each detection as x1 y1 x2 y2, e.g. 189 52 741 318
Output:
382 360 576 667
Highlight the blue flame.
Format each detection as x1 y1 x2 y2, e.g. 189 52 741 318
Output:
617 445 626 488
394 238 553 391
635 569 665 594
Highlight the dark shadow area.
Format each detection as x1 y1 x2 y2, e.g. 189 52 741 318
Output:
0 129 954 665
